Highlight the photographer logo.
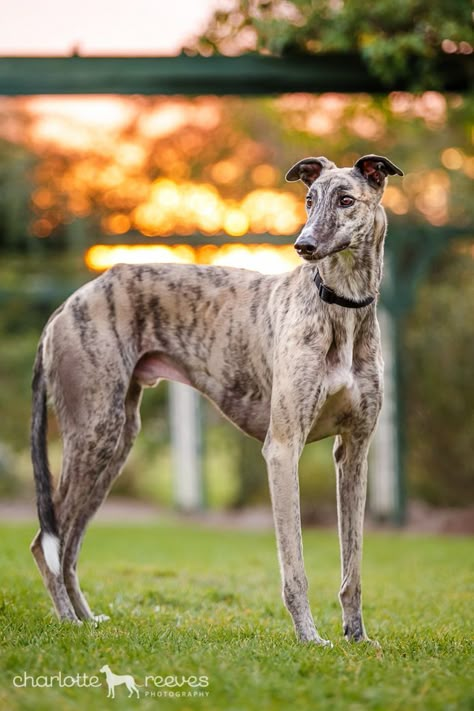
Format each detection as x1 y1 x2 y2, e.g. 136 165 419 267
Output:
13 664 210 700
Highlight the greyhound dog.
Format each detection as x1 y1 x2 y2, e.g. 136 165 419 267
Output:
31 154 403 645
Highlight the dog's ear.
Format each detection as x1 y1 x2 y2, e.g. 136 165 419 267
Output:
354 155 404 188
285 157 336 187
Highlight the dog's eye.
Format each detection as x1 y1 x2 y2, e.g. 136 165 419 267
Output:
339 196 355 207
306 196 313 208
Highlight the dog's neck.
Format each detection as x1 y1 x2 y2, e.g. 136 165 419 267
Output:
316 207 386 304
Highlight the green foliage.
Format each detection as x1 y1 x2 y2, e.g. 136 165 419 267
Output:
200 415 336 511
1 523 473 710
403 245 474 505
0 444 19 496
0 139 35 251
190 0 473 88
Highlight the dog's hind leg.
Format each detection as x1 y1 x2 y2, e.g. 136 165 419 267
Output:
62 381 142 621
31 392 128 620
31 530 79 621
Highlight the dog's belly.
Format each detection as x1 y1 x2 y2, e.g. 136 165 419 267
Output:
132 353 270 440
133 353 191 388
214 393 270 442
193 372 271 442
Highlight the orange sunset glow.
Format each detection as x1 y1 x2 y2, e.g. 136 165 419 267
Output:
0 91 468 274
19 95 310 272
84 243 301 274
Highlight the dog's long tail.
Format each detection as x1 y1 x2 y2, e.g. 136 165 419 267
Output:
31 340 60 576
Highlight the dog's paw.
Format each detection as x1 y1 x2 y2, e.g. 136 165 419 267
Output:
343 619 366 642
314 636 333 648
92 613 110 624
365 638 383 654
298 631 333 648
356 637 383 657
343 624 382 652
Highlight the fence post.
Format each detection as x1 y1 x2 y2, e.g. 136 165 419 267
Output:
169 382 204 511
370 306 399 520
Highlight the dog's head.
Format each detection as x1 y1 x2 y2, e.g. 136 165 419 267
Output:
286 155 403 261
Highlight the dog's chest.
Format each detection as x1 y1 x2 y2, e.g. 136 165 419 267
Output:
308 318 361 441
326 348 354 396
325 317 356 391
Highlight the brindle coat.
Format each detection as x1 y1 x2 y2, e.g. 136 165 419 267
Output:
31 154 403 645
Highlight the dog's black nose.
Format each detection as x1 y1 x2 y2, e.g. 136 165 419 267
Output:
294 239 316 257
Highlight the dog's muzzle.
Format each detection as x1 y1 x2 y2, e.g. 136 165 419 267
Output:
294 237 351 261
294 237 317 259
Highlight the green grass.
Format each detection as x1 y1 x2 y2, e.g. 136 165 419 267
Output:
0 523 472 711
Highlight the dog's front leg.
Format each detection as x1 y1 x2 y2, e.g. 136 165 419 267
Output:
263 381 330 645
333 433 372 642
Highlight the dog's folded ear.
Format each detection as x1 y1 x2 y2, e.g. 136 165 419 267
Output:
285 157 336 187
354 155 404 188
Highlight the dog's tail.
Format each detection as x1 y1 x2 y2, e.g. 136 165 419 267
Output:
31 340 60 576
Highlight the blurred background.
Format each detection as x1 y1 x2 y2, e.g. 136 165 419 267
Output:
0 0 472 529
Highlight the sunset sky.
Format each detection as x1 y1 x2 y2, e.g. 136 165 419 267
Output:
0 0 219 55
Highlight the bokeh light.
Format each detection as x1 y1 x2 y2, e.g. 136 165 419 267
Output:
0 93 467 247
85 243 300 274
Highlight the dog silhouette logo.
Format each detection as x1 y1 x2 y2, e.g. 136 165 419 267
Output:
100 664 140 698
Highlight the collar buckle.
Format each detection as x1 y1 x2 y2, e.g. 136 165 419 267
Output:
317 281 336 304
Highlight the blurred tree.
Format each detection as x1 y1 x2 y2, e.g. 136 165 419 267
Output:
0 443 19 495
403 245 474 505
0 140 33 252
188 0 473 89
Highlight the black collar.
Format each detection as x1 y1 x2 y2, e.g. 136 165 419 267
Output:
314 270 375 309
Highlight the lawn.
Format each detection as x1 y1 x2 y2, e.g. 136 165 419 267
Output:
0 522 472 711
